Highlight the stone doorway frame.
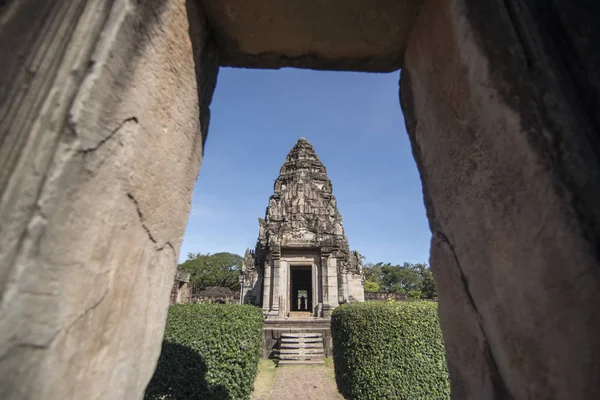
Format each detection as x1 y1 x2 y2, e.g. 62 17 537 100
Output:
1 1 599 399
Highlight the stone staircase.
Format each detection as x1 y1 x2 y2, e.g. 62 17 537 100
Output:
277 333 325 365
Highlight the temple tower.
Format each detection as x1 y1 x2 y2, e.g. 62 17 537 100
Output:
240 138 364 320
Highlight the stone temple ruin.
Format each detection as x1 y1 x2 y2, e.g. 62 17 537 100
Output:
240 138 364 319
240 138 364 360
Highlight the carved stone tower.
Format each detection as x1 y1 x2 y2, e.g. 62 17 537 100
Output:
240 138 364 319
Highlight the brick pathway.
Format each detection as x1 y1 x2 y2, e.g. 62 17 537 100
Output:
253 364 344 400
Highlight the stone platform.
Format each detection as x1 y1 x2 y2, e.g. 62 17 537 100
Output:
263 318 332 359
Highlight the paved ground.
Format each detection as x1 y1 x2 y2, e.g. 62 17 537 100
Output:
252 360 344 400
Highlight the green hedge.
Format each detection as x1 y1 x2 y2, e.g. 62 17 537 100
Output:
145 303 263 400
331 301 450 400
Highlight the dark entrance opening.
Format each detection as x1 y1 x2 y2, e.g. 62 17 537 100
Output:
290 266 312 312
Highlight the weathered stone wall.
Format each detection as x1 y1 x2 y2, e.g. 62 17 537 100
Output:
400 0 600 398
345 251 365 303
364 292 407 302
170 282 192 305
0 1 218 399
240 248 262 305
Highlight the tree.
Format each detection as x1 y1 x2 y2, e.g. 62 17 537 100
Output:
381 263 422 294
364 280 380 292
365 261 435 297
178 252 243 294
363 262 383 288
415 263 437 299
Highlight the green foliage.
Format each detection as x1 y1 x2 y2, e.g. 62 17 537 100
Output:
331 301 450 400
364 280 380 292
363 262 382 285
406 289 422 300
179 252 243 294
418 266 436 299
145 303 263 400
363 262 437 298
382 262 421 294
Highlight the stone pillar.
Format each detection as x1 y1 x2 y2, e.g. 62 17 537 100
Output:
401 0 600 398
320 255 328 317
262 261 271 314
254 268 263 306
340 269 349 304
348 273 365 302
312 262 319 316
269 259 280 316
323 255 339 318
0 1 218 399
239 273 248 304
278 260 289 317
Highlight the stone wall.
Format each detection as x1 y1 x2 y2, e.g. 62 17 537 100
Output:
0 1 218 399
401 0 600 397
170 282 192 305
364 292 408 302
192 286 240 304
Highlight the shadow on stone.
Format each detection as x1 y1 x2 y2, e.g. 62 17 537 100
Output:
144 341 231 400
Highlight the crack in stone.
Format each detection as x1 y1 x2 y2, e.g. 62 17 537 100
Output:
436 231 482 322
0 291 107 362
158 241 175 253
64 291 108 335
125 194 175 255
126 192 176 256
0 342 52 364
79 117 138 153
126 192 157 244
436 231 512 399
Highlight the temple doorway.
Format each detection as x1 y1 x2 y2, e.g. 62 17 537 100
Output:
290 266 312 315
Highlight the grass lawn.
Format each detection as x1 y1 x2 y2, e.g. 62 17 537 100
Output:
324 358 336 383
252 359 278 400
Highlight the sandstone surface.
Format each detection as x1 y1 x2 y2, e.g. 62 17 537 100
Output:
401 0 600 397
0 1 218 399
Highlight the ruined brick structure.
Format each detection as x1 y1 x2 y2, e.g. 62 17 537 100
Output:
240 138 364 319
169 271 191 304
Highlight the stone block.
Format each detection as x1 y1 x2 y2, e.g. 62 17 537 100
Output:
0 1 218 398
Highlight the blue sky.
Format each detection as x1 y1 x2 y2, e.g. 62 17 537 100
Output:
179 67 431 266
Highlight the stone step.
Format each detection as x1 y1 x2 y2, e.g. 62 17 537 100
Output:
281 335 323 340
281 333 322 339
279 353 325 359
280 342 323 349
280 336 322 341
288 311 312 317
280 337 322 343
278 359 325 366
276 332 325 362
279 354 325 360
279 348 324 355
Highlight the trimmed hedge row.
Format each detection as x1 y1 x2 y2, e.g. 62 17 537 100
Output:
145 303 263 400
331 301 450 400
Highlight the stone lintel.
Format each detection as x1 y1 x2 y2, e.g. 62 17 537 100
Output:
199 0 422 72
